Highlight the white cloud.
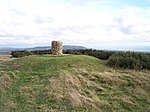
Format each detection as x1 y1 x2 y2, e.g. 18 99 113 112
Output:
0 0 150 48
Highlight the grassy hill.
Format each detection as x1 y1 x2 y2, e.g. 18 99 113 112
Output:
0 55 150 112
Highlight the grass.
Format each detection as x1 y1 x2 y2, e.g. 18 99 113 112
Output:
0 55 150 112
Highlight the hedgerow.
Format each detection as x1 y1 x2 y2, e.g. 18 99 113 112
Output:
11 49 150 70
107 52 150 70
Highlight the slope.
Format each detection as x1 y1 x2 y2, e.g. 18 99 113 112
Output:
0 55 150 112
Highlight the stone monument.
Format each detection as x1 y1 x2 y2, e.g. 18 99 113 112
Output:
51 41 63 55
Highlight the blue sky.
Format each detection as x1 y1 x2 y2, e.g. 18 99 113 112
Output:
0 0 150 48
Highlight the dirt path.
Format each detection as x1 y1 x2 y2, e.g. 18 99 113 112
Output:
0 55 15 62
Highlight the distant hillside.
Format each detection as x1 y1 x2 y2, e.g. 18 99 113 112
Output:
26 45 86 51
0 48 21 55
0 45 87 55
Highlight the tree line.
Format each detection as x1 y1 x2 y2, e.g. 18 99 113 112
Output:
11 49 150 70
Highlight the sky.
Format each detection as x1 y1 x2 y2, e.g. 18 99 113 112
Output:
0 0 150 48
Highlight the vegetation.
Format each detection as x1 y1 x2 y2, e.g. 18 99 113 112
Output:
11 49 115 60
64 49 115 60
107 52 150 70
0 55 150 112
11 50 51 58
11 49 150 70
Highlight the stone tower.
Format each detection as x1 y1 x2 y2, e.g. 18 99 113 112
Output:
51 41 63 55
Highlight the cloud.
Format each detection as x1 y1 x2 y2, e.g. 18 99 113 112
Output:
113 18 134 34
9 6 25 16
34 16 45 24
68 0 120 7
69 0 91 6
0 0 150 47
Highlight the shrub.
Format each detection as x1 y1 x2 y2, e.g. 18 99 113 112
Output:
11 50 33 58
107 52 150 70
64 49 115 60
12 49 115 60
11 50 51 58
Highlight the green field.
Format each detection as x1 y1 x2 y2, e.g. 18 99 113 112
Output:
0 55 150 112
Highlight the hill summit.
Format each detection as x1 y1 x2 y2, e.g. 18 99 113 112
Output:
0 55 150 111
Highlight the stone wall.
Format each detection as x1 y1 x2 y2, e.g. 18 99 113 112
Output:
51 41 63 55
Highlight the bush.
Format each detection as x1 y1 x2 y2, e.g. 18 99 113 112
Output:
11 49 150 70
11 50 51 58
107 52 150 70
11 50 33 58
64 49 115 60
12 49 115 60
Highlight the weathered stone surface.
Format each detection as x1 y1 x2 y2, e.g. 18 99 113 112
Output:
51 41 63 55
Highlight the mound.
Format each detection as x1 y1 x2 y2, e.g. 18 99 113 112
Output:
0 55 150 112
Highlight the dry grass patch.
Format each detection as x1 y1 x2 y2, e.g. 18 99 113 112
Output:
0 74 13 92
74 68 125 85
98 72 125 84
0 55 14 62
133 86 150 100
44 71 109 110
121 95 135 106
45 71 94 107
20 84 44 100
0 100 17 112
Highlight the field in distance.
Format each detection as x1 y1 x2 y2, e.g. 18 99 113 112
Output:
0 55 14 62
